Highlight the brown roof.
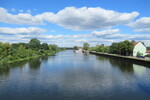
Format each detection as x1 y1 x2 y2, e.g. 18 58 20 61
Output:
146 50 150 53
134 42 139 45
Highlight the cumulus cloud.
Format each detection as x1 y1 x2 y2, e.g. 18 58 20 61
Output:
1 27 150 46
0 7 44 25
92 29 120 36
0 27 46 35
128 17 150 33
41 7 139 31
0 7 139 30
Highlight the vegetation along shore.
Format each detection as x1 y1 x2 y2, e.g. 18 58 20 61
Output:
0 38 65 65
74 40 150 62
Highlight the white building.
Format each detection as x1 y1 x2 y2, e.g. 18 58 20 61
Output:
133 42 146 56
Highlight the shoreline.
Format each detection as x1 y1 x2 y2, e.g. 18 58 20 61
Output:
0 50 62 66
90 51 150 64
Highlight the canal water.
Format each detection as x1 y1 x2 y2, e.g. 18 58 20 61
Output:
0 50 150 100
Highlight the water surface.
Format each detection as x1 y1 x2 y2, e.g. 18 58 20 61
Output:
0 50 150 100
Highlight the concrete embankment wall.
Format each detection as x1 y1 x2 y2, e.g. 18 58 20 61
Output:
90 51 150 65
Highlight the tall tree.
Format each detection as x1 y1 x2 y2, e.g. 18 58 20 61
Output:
73 46 78 50
29 38 41 51
40 43 49 50
83 43 90 50
110 40 134 56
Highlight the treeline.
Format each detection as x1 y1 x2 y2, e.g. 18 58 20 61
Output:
88 40 134 56
89 44 109 53
0 38 64 65
109 40 134 56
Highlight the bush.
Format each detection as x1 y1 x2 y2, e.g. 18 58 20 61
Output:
0 38 62 65
145 54 150 57
137 51 143 57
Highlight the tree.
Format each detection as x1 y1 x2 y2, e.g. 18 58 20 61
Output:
29 38 41 51
83 43 90 50
147 47 150 50
40 43 49 50
109 43 120 54
49 44 58 51
119 40 134 56
73 46 78 50
137 51 142 57
0 38 61 65
17 45 26 58
110 40 134 56
3 42 12 56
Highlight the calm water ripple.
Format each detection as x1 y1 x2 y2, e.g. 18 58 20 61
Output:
0 50 150 100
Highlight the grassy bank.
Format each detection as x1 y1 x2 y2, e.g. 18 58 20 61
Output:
0 50 62 65
0 38 65 66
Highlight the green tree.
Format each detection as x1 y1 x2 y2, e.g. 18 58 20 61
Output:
83 43 90 50
49 44 58 52
17 45 26 58
40 43 49 50
147 47 150 50
110 40 134 56
73 46 78 50
29 38 41 51
0 38 62 65
109 43 120 54
137 51 142 57
3 43 12 56
119 40 134 56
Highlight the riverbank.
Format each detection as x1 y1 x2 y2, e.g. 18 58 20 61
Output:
0 50 62 66
90 51 150 64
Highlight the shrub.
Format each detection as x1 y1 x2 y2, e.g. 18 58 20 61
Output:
145 54 150 57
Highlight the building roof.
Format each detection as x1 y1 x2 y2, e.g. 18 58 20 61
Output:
133 42 146 47
146 50 150 53
134 42 139 46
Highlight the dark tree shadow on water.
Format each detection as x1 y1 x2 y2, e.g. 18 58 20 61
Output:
96 55 110 61
41 56 48 61
0 60 27 76
28 58 41 70
109 58 134 73
0 66 9 76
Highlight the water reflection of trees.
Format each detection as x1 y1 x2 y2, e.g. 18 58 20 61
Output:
96 56 110 61
41 56 48 61
109 58 134 73
0 60 27 76
0 66 9 76
95 55 134 73
28 58 41 70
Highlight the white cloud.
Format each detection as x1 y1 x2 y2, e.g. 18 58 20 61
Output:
41 7 139 31
0 27 150 47
0 7 139 31
0 27 46 35
0 7 44 25
92 29 120 36
128 17 150 33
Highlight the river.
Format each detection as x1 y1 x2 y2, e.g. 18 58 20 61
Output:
0 50 150 100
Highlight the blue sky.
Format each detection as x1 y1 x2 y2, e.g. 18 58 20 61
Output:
0 0 150 47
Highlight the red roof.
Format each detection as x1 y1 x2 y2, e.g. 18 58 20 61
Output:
146 50 150 53
134 42 139 45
